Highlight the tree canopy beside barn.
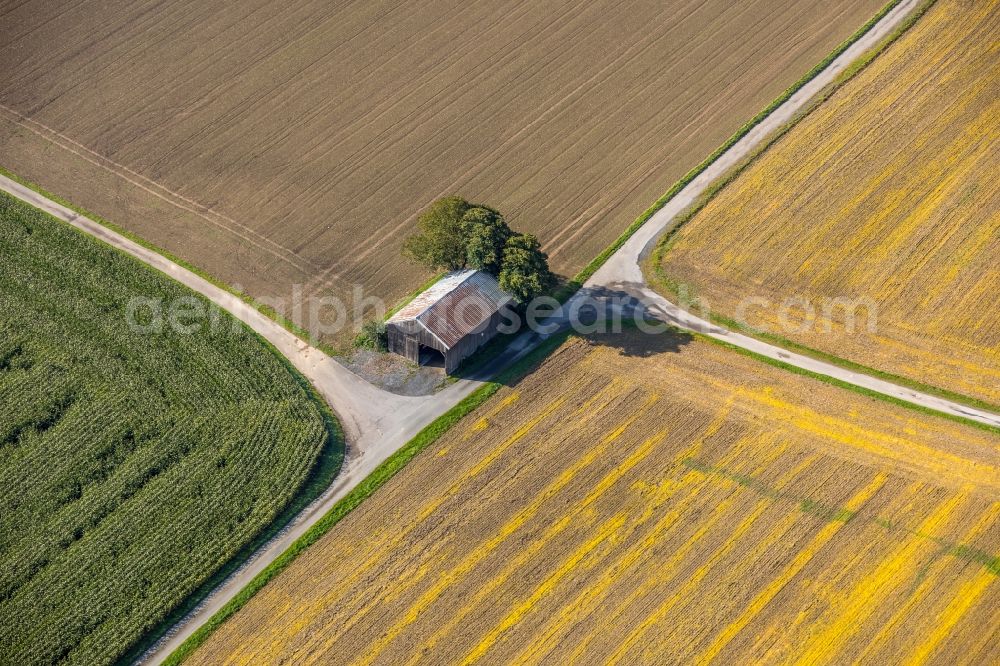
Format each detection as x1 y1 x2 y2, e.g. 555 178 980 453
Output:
402 196 553 303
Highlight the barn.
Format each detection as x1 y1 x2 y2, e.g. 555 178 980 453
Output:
386 269 515 374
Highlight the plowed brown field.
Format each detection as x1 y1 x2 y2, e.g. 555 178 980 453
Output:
657 0 1000 405
189 331 1000 665
0 0 883 345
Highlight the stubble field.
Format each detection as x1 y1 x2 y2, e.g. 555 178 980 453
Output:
0 0 884 345
656 0 1000 405
189 330 999 665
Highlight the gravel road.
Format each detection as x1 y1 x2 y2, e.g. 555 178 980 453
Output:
2 1 995 662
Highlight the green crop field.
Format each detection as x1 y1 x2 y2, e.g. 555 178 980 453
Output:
0 191 339 665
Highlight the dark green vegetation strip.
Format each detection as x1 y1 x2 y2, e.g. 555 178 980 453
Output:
2 2 957 662
163 4 955 659
551 0 906 302
0 165 344 358
684 457 850 523
645 0 1000 416
682 457 999 575
0 191 342 666
163 330 568 665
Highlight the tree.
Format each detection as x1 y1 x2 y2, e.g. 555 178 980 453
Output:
401 196 470 271
462 206 511 275
498 233 553 303
402 197 556 303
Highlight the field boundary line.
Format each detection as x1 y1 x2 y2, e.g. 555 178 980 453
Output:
158 331 570 666
645 0 1000 417
0 164 342 356
0 188 346 666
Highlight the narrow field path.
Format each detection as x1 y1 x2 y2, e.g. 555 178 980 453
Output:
577 0 1000 431
0 172 507 663
0 0 994 662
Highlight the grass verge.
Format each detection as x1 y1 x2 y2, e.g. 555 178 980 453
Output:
115 329 346 666
161 329 568 665
3 186 346 665
0 165 344 358
646 0 1000 417
699 311 1000 416
694 331 1000 437
551 0 906 302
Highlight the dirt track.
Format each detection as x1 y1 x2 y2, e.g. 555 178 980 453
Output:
0 0 883 346
2 0 997 662
0 174 499 664
574 0 1000 430
187 333 1000 665
659 0 1000 405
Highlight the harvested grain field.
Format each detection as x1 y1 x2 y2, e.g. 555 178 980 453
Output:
189 330 999 665
656 0 1000 406
0 0 884 345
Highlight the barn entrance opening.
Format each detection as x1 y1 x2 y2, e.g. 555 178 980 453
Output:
419 345 446 368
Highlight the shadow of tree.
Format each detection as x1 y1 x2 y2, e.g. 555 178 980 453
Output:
576 281 721 335
583 325 693 358
453 280 697 384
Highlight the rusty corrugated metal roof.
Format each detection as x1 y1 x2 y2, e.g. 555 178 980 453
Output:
387 269 514 349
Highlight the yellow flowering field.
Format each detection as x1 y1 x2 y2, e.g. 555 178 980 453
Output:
190 330 999 665
657 0 1000 405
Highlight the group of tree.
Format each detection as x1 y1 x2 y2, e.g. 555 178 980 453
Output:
402 196 554 303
